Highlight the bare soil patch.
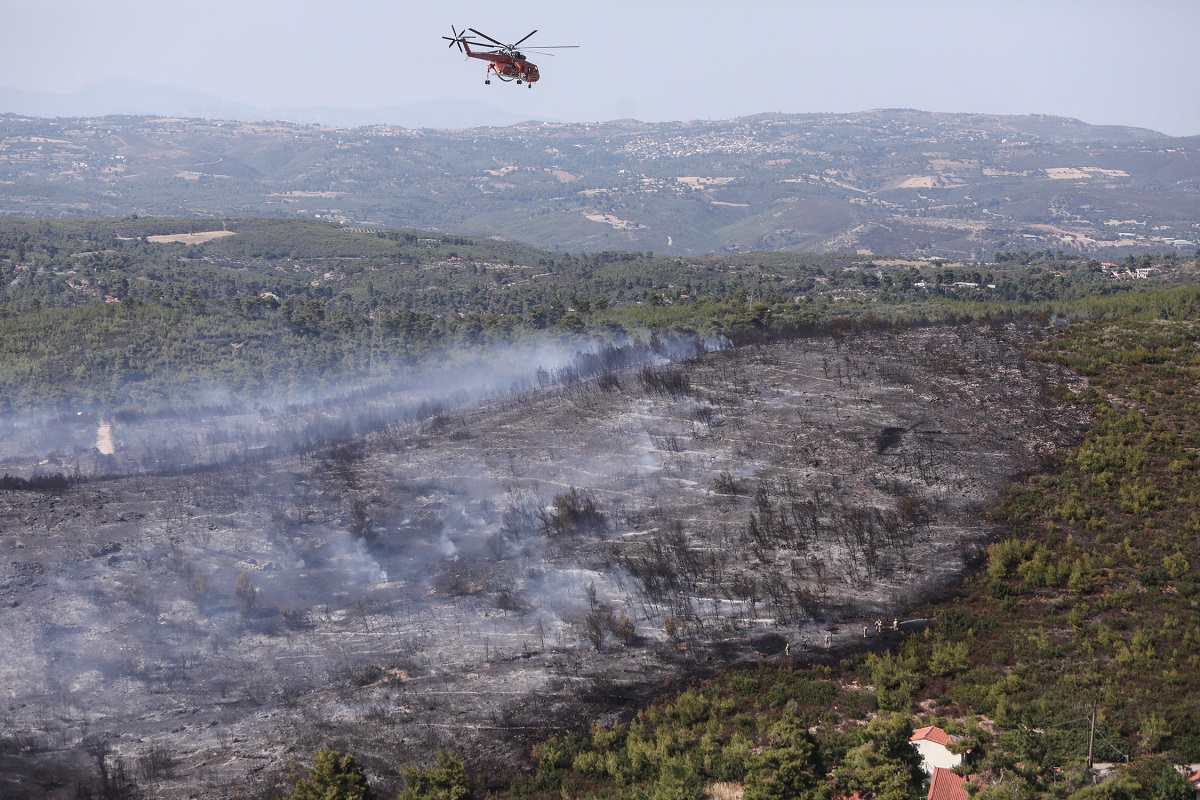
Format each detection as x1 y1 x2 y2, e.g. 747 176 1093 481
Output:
145 230 237 244
584 213 645 230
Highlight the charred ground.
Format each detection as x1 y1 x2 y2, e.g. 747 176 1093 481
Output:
0 322 1086 797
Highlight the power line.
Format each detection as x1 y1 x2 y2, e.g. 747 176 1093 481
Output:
1093 729 1130 763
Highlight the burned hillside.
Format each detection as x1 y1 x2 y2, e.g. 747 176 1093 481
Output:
0 322 1087 798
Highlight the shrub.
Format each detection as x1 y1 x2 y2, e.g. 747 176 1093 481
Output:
711 471 741 496
398 751 472 800
543 487 607 536
639 365 692 399
289 749 375 800
350 665 384 687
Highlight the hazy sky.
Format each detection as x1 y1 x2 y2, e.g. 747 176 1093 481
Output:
6 0 1199 136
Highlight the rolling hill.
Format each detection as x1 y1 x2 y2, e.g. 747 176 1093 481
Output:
1 109 1197 258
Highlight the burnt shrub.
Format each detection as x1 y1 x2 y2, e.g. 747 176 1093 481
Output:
639 365 692 399
0 731 43 754
501 494 541 540
350 664 384 687
542 488 607 537
596 370 621 392
137 745 178 782
0 472 73 491
712 471 742 495
279 606 309 630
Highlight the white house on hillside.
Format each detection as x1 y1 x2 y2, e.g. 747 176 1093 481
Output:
910 725 963 776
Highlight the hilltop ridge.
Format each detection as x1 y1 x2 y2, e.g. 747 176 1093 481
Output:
2 109 1196 258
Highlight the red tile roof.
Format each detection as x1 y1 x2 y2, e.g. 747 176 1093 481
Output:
911 725 955 747
926 767 969 800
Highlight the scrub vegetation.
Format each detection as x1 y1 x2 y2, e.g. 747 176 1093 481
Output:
0 216 1192 413
0 218 1198 800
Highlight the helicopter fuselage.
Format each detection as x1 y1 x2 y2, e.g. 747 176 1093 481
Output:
466 46 539 83
444 27 574 86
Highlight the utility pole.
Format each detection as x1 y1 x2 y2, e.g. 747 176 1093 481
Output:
1086 700 1097 771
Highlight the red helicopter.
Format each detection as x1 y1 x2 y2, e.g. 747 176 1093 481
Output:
443 26 577 87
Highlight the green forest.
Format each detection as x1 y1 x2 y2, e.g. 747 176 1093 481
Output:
3 217 1200 799
0 216 1193 414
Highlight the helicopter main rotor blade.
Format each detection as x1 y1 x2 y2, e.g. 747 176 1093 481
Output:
468 28 508 48
512 29 538 48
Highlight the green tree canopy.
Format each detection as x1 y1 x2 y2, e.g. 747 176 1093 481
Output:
743 719 828 800
289 749 375 800
397 750 473 800
1066 757 1195 800
830 713 924 800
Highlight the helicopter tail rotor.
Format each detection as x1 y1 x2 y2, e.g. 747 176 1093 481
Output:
443 25 469 53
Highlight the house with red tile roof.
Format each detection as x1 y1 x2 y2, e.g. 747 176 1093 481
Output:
910 726 963 776
926 766 969 800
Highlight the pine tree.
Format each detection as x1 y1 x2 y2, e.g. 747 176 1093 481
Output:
289 749 375 800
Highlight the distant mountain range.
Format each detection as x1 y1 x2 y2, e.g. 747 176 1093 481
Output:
0 80 533 129
1 106 1197 258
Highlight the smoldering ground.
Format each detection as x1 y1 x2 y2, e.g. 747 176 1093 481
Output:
0 323 1087 798
0 335 707 481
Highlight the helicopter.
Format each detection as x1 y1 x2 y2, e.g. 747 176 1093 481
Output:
443 26 577 87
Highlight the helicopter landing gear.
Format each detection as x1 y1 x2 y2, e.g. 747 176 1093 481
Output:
516 79 522 84
485 79 491 84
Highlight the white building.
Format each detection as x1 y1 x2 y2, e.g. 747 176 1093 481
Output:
910 725 963 776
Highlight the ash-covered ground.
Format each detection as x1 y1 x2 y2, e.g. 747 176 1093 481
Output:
0 324 1087 798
